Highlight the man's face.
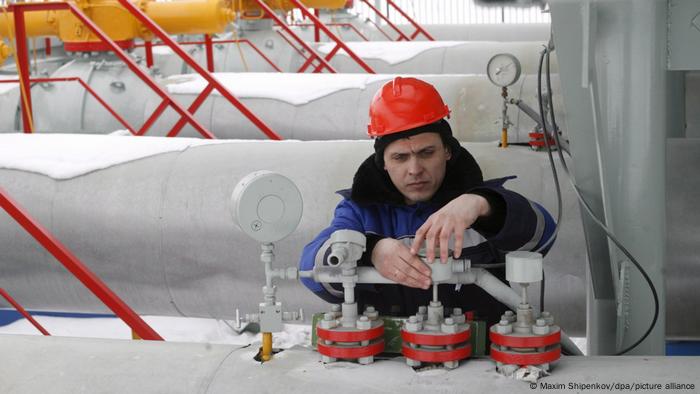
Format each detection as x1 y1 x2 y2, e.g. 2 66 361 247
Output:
383 132 451 205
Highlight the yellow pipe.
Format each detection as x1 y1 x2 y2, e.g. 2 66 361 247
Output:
0 40 10 64
261 332 273 362
237 0 346 13
146 0 233 35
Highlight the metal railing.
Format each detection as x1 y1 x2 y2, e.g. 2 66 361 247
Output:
352 0 550 25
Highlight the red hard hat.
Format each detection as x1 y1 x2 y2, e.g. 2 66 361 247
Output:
367 77 450 138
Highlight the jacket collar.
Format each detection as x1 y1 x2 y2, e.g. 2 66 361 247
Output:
339 146 484 207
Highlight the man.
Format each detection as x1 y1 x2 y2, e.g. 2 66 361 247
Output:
299 77 554 327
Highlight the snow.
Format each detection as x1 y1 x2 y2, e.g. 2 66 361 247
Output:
0 133 229 180
0 314 312 348
317 41 465 65
0 74 19 95
164 72 391 105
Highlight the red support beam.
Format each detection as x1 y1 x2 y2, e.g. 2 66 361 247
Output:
204 34 214 72
0 288 51 336
358 0 434 41
13 8 34 133
144 40 154 68
0 188 163 341
285 0 375 73
0 77 137 135
292 22 369 41
167 83 214 137
358 0 408 41
386 0 434 41
112 0 281 140
313 9 320 42
136 39 283 72
253 0 336 74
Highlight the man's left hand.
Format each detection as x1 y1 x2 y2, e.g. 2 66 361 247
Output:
410 194 491 263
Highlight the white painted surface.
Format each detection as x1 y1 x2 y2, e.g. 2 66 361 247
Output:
317 41 464 65
164 72 391 105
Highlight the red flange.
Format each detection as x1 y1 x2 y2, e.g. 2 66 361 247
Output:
490 345 561 366
64 39 134 52
402 343 472 363
401 329 470 346
317 325 384 342
489 327 561 348
318 339 385 359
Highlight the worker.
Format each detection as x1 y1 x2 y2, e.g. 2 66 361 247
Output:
299 77 555 327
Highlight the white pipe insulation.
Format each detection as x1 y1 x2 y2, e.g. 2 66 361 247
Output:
0 64 565 144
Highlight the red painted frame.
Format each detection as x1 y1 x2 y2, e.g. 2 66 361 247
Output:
291 22 369 41
0 77 136 134
358 0 434 41
285 0 375 73
4 1 281 140
0 288 51 336
136 38 283 72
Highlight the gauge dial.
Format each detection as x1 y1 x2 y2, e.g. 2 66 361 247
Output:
487 53 522 87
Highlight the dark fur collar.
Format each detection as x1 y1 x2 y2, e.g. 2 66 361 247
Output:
341 146 484 207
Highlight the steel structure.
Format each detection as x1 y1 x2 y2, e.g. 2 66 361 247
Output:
357 0 434 41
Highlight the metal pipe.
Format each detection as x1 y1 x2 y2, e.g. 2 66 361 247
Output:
261 332 272 361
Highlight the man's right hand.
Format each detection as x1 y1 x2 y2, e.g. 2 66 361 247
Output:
371 238 432 289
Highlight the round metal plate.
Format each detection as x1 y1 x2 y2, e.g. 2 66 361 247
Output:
230 171 303 243
401 343 472 363
317 339 385 359
490 345 561 366
401 328 470 346
317 324 384 342
489 326 561 348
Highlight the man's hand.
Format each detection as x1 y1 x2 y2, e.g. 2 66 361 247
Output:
410 194 491 263
372 238 432 289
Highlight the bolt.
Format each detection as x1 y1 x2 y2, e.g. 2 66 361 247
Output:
408 316 418 323
331 304 341 312
452 308 462 316
418 306 427 314
444 318 454 325
500 319 509 326
324 313 333 321
536 319 546 326
360 316 369 322
366 306 375 313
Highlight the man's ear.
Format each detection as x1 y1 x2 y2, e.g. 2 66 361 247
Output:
445 146 452 161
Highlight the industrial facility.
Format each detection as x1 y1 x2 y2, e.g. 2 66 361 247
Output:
0 0 699 392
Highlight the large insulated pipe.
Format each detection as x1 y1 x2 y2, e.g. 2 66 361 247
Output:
4 335 695 393
1 64 564 143
0 134 591 335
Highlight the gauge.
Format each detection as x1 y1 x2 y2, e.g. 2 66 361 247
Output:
231 171 303 243
486 53 522 87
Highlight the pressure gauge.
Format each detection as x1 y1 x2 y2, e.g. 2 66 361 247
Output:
486 53 522 87
231 171 303 243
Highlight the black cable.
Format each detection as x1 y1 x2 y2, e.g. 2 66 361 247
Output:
540 44 659 356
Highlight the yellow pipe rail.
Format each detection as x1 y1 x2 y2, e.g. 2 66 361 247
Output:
0 0 346 64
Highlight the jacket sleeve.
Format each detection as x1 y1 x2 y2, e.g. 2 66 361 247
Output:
468 177 556 255
299 198 366 303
